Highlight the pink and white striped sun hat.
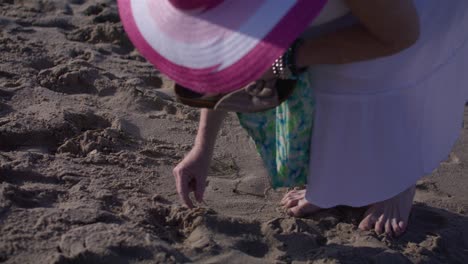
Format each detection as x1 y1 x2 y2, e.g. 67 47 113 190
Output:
118 0 327 94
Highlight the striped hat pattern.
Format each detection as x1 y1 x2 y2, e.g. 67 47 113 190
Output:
118 0 327 93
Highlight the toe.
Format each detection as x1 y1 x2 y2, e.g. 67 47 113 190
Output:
280 196 290 206
358 212 375 231
398 220 408 233
359 206 381 231
385 219 393 236
391 218 402 236
390 206 402 236
283 198 299 209
280 190 301 205
280 193 292 205
375 215 386 235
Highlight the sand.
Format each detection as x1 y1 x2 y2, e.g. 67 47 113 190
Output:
1 1 468 263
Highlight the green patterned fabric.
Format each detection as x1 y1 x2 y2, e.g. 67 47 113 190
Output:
237 74 315 188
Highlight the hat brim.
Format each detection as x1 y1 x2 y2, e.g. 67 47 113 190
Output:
174 78 296 113
118 0 326 93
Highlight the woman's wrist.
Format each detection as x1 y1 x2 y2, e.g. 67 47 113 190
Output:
288 38 307 76
193 108 226 154
295 39 310 69
194 135 215 151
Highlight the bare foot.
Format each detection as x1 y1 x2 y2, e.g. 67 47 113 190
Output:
280 189 321 217
358 186 416 237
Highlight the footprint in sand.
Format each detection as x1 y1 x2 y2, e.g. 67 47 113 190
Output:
37 59 117 95
57 128 129 157
66 23 132 51
0 170 63 210
56 223 187 263
0 111 111 153
90 7 120 24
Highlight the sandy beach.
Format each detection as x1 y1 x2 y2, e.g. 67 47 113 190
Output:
1 1 468 263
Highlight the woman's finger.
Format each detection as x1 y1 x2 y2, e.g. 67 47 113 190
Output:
173 168 194 208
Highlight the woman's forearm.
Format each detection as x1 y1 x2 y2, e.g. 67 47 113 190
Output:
194 109 227 153
297 0 420 67
296 25 410 68
297 24 417 67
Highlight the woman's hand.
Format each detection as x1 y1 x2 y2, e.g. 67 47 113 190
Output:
172 109 226 208
172 145 211 208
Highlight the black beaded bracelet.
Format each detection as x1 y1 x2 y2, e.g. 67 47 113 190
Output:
272 38 305 80
272 54 292 80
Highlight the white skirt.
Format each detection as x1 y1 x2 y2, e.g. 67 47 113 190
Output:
305 0 468 207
